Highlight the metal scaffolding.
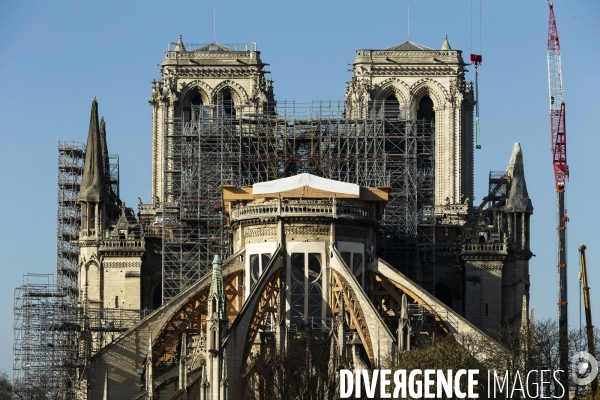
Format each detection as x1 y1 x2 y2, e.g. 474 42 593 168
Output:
57 141 85 300
161 99 436 302
13 273 80 397
86 308 153 354
12 142 127 398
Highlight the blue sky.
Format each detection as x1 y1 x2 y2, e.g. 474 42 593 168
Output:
0 0 598 375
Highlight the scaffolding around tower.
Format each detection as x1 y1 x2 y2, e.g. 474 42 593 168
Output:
13 273 80 397
57 141 85 300
160 99 436 303
13 141 130 399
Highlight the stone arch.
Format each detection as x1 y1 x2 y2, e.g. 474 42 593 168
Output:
179 80 213 105
178 81 213 121
212 79 249 105
84 253 101 269
372 78 410 105
371 78 410 118
409 78 448 113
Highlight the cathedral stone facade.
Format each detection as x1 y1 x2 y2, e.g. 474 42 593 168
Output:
74 36 533 399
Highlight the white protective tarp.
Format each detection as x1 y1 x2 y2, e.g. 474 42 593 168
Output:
252 173 360 196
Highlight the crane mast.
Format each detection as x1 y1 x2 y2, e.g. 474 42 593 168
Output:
578 245 597 395
547 3 569 395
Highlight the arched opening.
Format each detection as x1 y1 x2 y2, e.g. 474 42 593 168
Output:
290 253 305 326
383 94 400 119
290 252 323 327
219 89 236 117
435 282 453 308
307 253 322 321
417 95 435 121
182 88 206 122
191 95 202 106
249 253 272 290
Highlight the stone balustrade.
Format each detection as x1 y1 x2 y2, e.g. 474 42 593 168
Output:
463 243 506 252
434 204 469 215
357 49 460 60
165 50 257 61
230 199 376 222
101 238 145 249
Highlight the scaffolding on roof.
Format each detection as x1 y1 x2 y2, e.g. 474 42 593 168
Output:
161 99 436 302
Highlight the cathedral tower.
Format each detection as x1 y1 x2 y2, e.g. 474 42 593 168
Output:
461 143 533 330
149 36 274 203
77 99 145 352
346 36 475 216
78 98 107 313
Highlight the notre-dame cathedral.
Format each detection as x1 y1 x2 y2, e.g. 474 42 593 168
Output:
15 34 534 399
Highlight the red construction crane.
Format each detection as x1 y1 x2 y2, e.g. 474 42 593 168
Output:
547 2 569 394
548 3 568 186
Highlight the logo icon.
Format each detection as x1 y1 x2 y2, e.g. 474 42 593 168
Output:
571 351 598 385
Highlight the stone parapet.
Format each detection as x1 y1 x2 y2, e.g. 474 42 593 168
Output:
230 198 376 223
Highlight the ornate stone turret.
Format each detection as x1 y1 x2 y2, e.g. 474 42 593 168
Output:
398 294 411 352
502 143 533 324
203 255 228 400
441 34 452 50
77 99 146 358
178 333 188 390
146 334 153 398
174 34 186 53
462 143 533 331
337 292 347 359
78 98 106 315
208 255 226 321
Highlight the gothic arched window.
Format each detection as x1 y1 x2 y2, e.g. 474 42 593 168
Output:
384 94 400 119
290 252 323 327
219 89 236 117
183 89 206 122
417 95 435 121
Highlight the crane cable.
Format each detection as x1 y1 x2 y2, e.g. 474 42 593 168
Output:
471 0 483 149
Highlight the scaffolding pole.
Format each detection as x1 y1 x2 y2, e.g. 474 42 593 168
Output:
161 99 436 302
